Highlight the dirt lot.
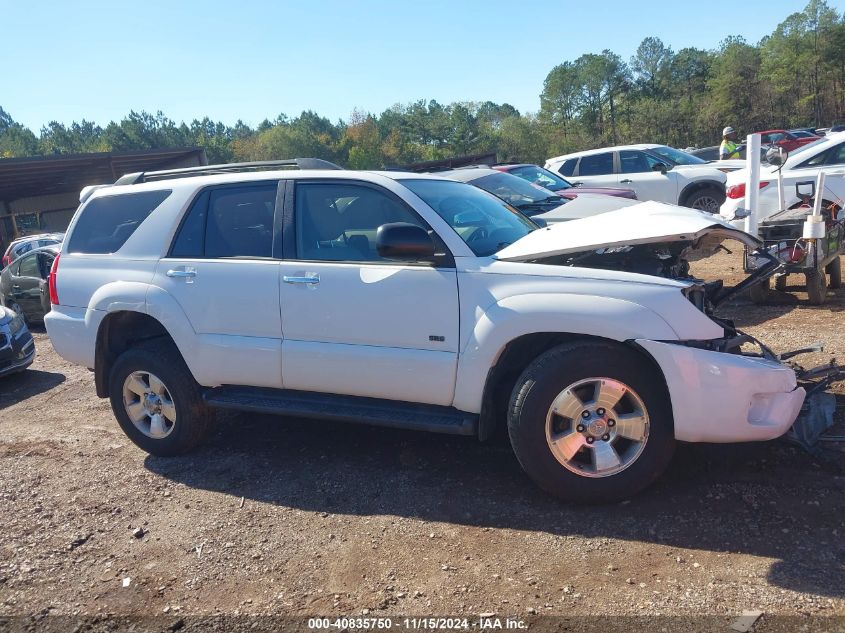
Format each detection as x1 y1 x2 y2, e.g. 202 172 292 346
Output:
1 250 845 630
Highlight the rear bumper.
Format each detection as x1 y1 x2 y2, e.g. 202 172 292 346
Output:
0 329 35 377
637 339 805 443
44 305 102 369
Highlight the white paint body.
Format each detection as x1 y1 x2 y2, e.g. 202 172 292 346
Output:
46 170 804 444
545 144 727 206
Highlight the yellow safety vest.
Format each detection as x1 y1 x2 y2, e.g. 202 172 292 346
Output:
720 140 740 159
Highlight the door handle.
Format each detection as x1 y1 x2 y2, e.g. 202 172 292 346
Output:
571 181 583 186
166 269 197 279
12 285 20 290
620 179 633 184
283 275 320 285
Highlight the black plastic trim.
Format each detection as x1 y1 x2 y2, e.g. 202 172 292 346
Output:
204 386 477 436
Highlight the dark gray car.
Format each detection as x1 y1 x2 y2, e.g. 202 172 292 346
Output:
0 245 59 323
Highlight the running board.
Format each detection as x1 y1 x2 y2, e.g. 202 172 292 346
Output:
203 387 478 436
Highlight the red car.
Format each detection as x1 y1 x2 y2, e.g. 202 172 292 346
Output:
493 163 637 200
757 129 821 153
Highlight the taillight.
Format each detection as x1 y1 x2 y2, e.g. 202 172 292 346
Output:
1 255 9 267
48 254 60 305
726 181 770 199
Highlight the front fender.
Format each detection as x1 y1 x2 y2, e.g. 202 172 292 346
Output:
451 293 678 413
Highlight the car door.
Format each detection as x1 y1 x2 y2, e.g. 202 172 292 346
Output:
617 150 678 203
10 252 45 318
570 152 617 189
278 179 460 405
152 181 284 389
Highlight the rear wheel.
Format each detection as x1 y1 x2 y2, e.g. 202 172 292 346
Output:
685 187 724 214
806 268 828 305
826 257 842 290
507 341 675 504
109 339 212 456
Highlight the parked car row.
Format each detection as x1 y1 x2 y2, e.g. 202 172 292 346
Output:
721 130 845 224
2 232 63 269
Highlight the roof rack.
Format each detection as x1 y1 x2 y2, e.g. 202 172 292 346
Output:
114 158 343 185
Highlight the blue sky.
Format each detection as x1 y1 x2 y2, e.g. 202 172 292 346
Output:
3 0 843 131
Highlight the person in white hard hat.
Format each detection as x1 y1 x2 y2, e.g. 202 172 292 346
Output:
719 127 740 160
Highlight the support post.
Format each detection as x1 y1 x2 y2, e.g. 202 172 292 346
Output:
744 133 762 237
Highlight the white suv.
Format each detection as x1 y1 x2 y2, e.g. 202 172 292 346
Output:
546 145 727 213
45 160 805 503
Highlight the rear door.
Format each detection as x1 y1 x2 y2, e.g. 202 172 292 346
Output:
571 152 618 188
152 181 284 389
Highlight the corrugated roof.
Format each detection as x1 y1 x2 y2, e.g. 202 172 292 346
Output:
0 147 208 201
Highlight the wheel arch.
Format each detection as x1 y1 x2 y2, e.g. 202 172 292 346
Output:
678 180 726 207
477 332 670 441
94 311 180 397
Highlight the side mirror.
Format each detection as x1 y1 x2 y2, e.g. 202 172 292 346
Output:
766 146 787 166
652 162 669 174
376 223 436 261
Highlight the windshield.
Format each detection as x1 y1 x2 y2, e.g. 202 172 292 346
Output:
648 145 707 166
472 171 563 205
506 165 572 191
402 179 538 257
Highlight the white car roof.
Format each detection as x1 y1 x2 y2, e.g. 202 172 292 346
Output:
547 144 662 164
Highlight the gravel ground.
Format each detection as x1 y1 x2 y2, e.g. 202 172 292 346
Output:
1 249 844 631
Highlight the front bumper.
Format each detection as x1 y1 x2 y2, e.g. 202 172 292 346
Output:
0 327 35 377
637 339 805 443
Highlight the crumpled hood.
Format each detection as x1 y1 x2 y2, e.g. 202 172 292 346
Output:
496 200 760 262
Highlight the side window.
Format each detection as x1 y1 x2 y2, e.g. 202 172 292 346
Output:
577 153 614 176
826 144 845 165
803 147 834 168
170 191 209 258
170 185 276 259
295 183 425 262
559 159 577 177
619 150 658 174
67 190 171 255
17 253 39 278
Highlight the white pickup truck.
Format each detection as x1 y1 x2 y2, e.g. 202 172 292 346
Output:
45 160 805 503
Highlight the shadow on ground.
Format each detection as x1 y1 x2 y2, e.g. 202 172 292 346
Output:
145 411 845 599
0 369 65 410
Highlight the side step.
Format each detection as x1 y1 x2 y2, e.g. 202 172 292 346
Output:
203 386 478 436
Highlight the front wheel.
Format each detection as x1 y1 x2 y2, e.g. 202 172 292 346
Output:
507 341 675 504
109 339 212 456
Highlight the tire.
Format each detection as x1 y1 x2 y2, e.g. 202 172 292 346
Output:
826 257 842 290
684 187 724 214
806 268 828 305
108 339 212 456
748 277 770 304
774 275 787 292
507 340 675 504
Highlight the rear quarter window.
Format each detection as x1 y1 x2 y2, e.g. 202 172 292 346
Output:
66 190 171 254
559 159 577 177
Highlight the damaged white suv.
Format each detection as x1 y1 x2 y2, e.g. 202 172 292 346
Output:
45 160 805 503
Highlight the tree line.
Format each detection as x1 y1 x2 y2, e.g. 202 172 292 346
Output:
2 0 843 169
